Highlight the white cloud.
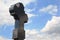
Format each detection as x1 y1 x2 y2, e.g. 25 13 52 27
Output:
0 0 14 25
1 29 60 40
0 36 5 40
1 0 36 6
0 36 12 40
27 13 37 18
0 0 37 25
25 8 35 13
39 5 58 15
25 29 60 40
41 16 60 34
1 0 60 40
2 15 59 40
25 13 37 24
20 0 36 6
25 12 37 24
25 7 37 18
25 16 60 40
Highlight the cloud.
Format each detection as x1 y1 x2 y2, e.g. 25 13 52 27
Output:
1 0 60 40
0 0 14 25
20 0 36 6
1 29 60 40
41 16 60 34
0 36 12 40
39 5 58 15
25 29 60 40
0 0 37 25
25 7 37 18
27 13 37 18
0 36 5 40
25 8 35 13
25 11 37 24
25 13 37 24
25 16 60 40
1 0 36 6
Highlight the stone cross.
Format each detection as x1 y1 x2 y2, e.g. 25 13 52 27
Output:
9 2 28 40
13 14 28 40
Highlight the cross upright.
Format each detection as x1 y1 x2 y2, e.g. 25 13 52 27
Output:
9 2 28 40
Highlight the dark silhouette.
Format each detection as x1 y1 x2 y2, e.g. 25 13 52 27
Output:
9 2 28 40
9 2 25 20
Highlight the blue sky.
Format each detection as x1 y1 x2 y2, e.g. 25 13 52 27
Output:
0 0 60 40
25 0 60 30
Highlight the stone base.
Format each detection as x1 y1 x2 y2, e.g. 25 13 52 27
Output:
13 29 25 39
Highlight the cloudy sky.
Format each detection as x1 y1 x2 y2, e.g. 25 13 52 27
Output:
0 0 60 40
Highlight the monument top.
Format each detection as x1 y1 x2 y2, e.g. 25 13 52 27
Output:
9 2 25 20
